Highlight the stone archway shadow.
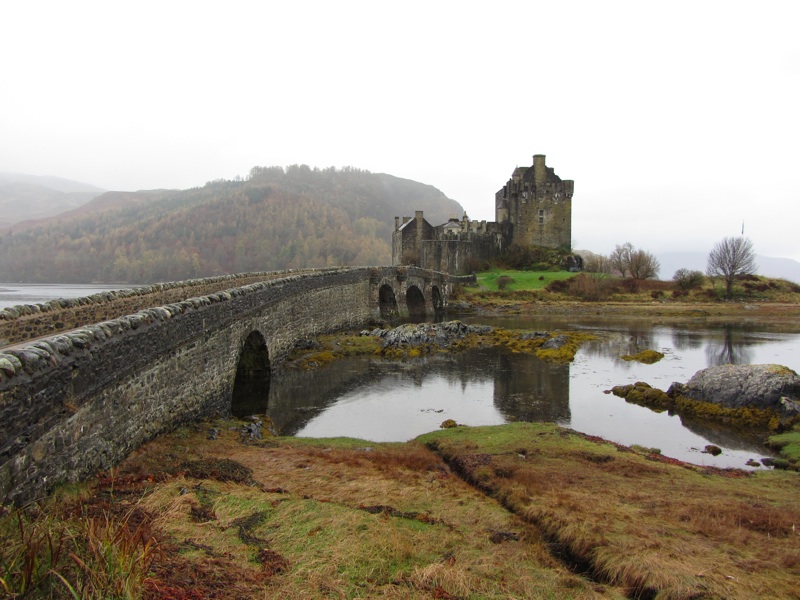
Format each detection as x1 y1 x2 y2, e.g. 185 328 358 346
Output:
231 330 271 417
406 285 426 319
379 284 399 319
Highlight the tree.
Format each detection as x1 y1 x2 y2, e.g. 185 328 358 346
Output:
673 268 704 290
609 242 634 277
628 249 660 280
580 251 612 275
706 236 757 297
608 242 658 279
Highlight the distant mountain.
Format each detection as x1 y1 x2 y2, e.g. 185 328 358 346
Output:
657 252 800 284
0 165 463 283
0 172 104 228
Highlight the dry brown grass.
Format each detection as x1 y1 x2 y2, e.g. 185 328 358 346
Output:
421 423 800 600
58 422 621 599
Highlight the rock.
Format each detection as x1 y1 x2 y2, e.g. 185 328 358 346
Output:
680 364 800 414
208 428 219 440
703 444 722 456
381 320 491 350
521 331 548 340
440 419 458 429
242 421 262 440
540 334 570 350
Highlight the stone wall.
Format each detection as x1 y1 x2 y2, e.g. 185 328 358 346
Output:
0 266 469 505
0 269 329 348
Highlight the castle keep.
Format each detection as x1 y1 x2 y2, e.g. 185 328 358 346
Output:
393 154 574 274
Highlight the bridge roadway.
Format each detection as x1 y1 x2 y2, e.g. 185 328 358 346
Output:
0 266 473 505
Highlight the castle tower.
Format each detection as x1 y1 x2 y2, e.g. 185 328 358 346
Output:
496 154 573 250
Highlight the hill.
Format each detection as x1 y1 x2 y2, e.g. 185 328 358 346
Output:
0 166 463 283
0 172 104 228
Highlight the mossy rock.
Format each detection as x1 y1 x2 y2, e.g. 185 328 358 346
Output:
621 349 665 364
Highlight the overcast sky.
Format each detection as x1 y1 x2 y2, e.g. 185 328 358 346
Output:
2 1 799 261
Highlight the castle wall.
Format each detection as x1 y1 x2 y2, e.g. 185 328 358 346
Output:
421 231 507 275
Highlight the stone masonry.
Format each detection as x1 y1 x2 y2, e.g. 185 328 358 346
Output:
0 266 472 505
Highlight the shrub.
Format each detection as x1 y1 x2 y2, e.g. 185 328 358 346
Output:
619 278 639 294
565 273 615 301
496 276 515 291
673 268 705 290
545 278 570 293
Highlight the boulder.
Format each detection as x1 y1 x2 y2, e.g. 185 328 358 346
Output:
381 320 491 350
674 364 800 414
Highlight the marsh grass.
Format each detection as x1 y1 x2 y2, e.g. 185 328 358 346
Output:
100 424 620 599
0 500 160 600
11 419 800 598
420 422 800 599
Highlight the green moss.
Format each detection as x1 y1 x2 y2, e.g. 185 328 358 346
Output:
620 349 665 364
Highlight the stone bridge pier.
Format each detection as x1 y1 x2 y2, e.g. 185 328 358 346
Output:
0 267 474 504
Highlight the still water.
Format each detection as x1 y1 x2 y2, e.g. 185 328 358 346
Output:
0 283 128 309
264 316 800 470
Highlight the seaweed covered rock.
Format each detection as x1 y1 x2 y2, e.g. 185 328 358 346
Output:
672 364 800 415
381 321 492 350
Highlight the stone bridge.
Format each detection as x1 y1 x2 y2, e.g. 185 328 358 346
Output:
0 266 473 504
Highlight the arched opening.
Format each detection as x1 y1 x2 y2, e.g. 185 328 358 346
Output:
231 331 271 417
379 284 399 318
406 285 426 319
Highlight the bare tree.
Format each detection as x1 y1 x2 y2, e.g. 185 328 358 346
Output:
628 249 660 280
581 251 614 275
706 236 757 297
609 242 634 277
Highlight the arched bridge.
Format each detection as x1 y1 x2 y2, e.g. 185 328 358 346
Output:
0 266 473 504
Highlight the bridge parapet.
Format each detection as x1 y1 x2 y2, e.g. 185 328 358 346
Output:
0 267 473 505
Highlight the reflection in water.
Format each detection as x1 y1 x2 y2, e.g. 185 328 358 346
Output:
267 349 570 439
704 326 754 366
493 352 570 422
245 317 800 469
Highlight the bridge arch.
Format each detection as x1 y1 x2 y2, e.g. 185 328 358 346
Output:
0 266 475 504
231 330 271 417
378 284 399 318
406 285 426 318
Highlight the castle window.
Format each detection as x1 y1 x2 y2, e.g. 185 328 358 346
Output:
538 209 544 225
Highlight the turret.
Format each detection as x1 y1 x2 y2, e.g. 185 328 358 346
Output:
533 154 546 185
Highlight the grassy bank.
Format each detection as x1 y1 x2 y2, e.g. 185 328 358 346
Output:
3 420 798 599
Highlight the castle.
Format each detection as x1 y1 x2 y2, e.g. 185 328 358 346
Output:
392 154 574 274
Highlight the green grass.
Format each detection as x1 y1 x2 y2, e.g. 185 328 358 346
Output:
767 431 800 463
474 269 575 292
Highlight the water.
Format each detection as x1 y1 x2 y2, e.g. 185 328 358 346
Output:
0 283 130 309
264 316 800 470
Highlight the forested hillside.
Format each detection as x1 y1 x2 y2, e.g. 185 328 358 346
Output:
0 166 463 283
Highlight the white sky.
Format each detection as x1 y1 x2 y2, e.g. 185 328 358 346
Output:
2 1 799 260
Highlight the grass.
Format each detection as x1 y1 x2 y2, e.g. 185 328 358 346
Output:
8 418 800 598
474 269 575 292
419 422 800 600
83 422 612 599
457 270 800 310
767 431 800 464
